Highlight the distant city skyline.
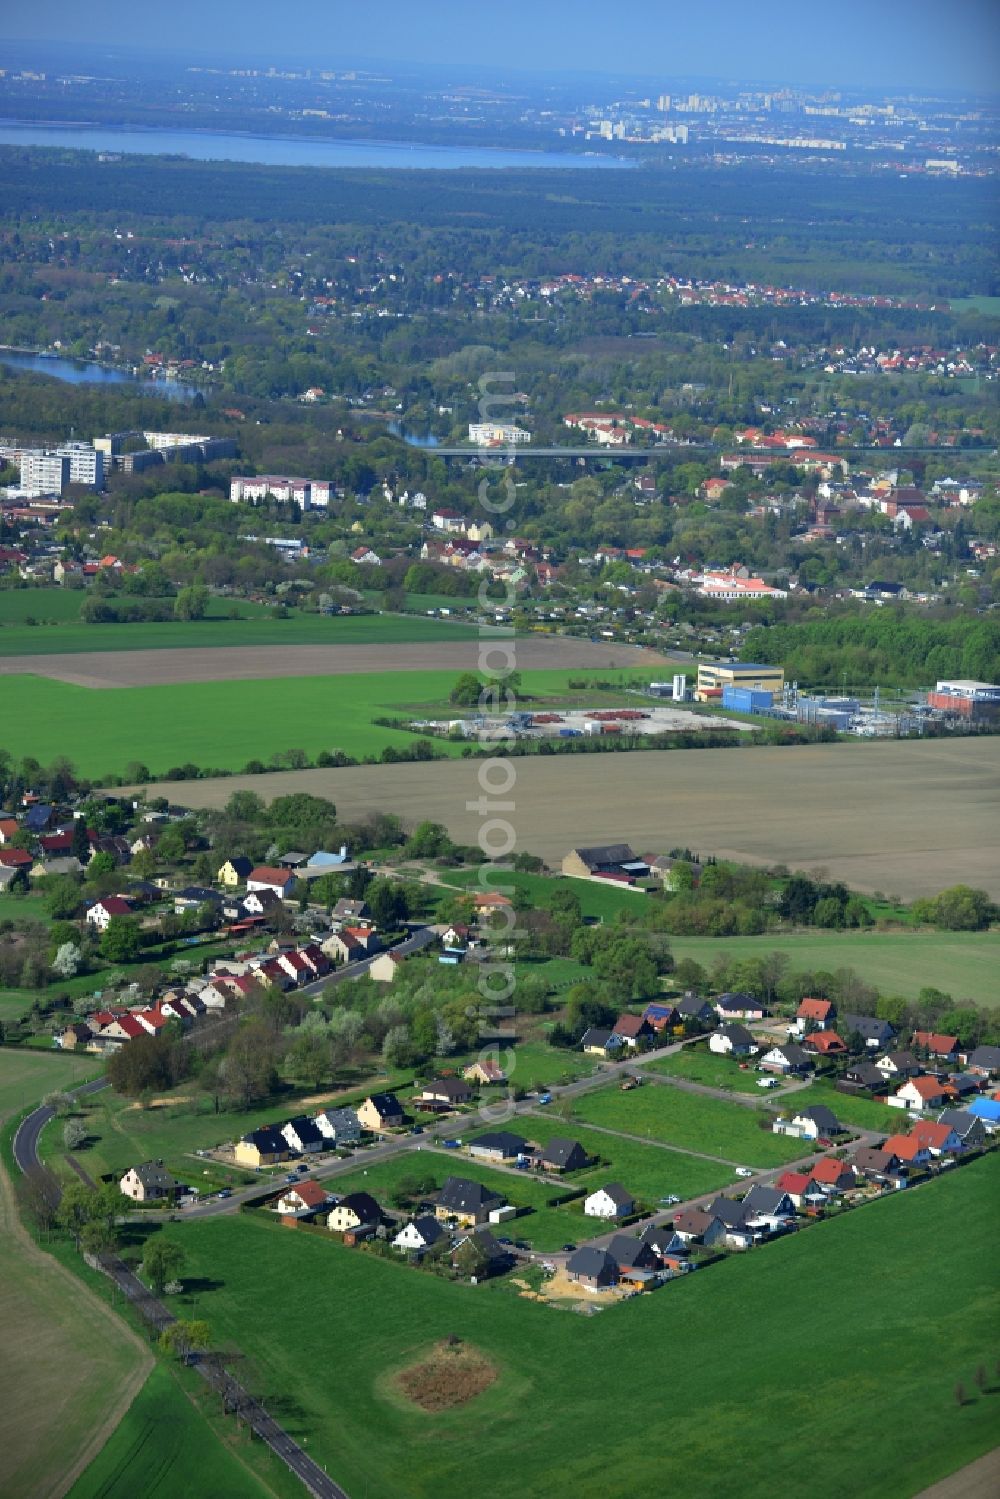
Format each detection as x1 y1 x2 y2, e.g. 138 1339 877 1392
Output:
1 0 998 94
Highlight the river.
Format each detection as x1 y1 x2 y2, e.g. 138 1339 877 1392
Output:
0 121 633 172
0 350 202 402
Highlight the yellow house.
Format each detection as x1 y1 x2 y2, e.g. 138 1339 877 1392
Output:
217 857 252 887
234 1127 290 1168
695 661 784 703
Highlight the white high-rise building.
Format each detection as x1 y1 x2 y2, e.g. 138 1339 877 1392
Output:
18 451 70 497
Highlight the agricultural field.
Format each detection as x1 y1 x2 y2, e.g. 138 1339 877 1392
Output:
642 1047 789 1095
667 930 1000 1008
571 1082 811 1168
171 1154 1000 1499
69 1364 288 1499
140 738 1000 901
0 604 480 657
0 665 646 776
0 1050 152 1499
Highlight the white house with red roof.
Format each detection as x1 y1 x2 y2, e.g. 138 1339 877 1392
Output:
85 895 135 931
246 866 297 900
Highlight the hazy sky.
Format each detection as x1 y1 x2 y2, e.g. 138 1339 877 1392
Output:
1 0 998 93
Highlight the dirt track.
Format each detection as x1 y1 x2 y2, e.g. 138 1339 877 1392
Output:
132 737 1000 900
0 636 674 688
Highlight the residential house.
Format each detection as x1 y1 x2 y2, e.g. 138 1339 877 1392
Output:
808 1158 858 1194
963 1045 1000 1078
646 854 703 891
234 1127 292 1168
774 1170 827 1209
535 1137 590 1173
463 1058 508 1086
759 1042 812 1075
417 1077 474 1108
795 1104 844 1137
217 856 253 886
450 1227 508 1278
672 1208 726 1247
674 995 715 1027
331 898 371 926
467 1131 527 1163
280 1116 326 1155
893 1076 951 1113
741 1184 796 1227
605 1233 658 1272
795 997 836 1033
849 1147 904 1185
0 816 20 844
59 1021 94 1050
705 1197 757 1249
393 1215 445 1254
240 888 283 920
876 1050 921 1081
246 865 297 900
584 1183 635 1219
842 1061 889 1094
882 1133 932 1169
709 1023 756 1056
313 1107 362 1146
714 993 767 1022
85 895 134 931
803 1031 848 1058
33 855 83 879
356 1093 404 1132
368 951 406 982
565 1246 619 1290
912 1032 959 1063
639 1223 689 1259
909 1120 965 1157
327 1192 382 1238
580 1027 625 1058
173 886 223 915
0 847 33 873
435 1176 503 1227
276 1181 331 1216
119 1161 175 1202
641 1002 678 1033
612 1013 655 1049
840 1013 895 1050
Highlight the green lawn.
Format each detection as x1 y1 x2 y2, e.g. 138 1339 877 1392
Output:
667 930 1000 1008
471 1040 596 1091
572 1082 809 1167
500 1112 734 1205
40 1071 412 1189
168 1155 1000 1499
438 867 650 922
69 1364 286 1499
0 1048 99 1121
0 667 609 778
792 1077 904 1133
0 608 481 656
643 1046 784 1095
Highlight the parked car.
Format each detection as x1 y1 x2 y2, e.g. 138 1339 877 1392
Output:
735 1167 754 1178
757 1078 779 1089
296 1163 309 1172
538 1093 552 1105
218 1188 232 1199
410 1125 424 1135
561 1242 576 1252
660 1194 681 1205
442 1139 460 1149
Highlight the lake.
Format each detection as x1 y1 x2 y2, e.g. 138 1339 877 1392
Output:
0 121 633 172
0 350 202 402
387 422 441 448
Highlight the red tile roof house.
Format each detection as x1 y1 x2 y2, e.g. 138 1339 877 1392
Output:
246 865 298 900
0 846 34 869
893 1076 952 1113
795 997 835 1033
774 1170 827 1209
808 1158 857 1194
612 1013 655 1048
909 1120 964 1157
803 1030 849 1057
882 1133 932 1168
85 895 135 930
912 1032 960 1062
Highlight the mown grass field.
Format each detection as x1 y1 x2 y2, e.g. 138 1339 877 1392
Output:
667 930 1000 1007
643 1047 789 1095
0 666 618 776
68 1364 286 1499
0 1050 151 1499
172 1155 1000 1499
0 604 480 656
437 866 650 923
572 1082 808 1167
